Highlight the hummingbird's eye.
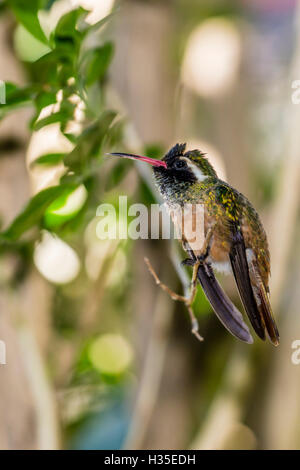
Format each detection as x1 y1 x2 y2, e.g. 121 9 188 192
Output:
174 159 187 170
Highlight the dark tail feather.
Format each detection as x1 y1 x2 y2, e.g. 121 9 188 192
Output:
229 230 266 341
247 256 280 346
197 262 253 344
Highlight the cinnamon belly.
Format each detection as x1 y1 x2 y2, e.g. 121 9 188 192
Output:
165 202 205 254
166 202 231 273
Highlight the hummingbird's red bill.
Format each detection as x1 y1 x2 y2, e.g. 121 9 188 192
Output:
108 152 167 168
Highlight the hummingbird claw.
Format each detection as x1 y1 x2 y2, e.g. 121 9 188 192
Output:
192 329 204 342
188 306 204 342
181 257 196 267
197 253 208 263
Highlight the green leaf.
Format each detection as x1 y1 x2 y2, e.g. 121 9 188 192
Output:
33 99 76 131
33 111 68 130
44 184 88 229
83 43 114 86
1 184 76 241
8 0 49 45
63 111 116 174
105 159 132 191
50 7 87 50
55 7 87 37
63 132 78 145
34 90 57 114
30 153 65 167
103 119 124 148
30 90 57 129
14 23 51 62
0 82 34 118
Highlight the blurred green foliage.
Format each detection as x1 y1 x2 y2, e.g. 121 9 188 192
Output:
1 3 120 243
0 0 135 448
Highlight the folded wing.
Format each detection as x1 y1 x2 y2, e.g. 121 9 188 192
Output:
247 249 279 346
229 228 279 346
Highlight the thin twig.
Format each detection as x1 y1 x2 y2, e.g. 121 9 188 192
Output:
144 256 187 302
144 257 203 342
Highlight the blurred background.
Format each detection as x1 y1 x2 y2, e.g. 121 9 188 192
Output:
0 0 300 450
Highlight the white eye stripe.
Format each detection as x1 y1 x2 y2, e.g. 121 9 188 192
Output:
180 157 208 182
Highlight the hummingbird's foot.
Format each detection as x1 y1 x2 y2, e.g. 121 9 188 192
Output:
144 257 204 342
181 244 197 267
181 257 195 267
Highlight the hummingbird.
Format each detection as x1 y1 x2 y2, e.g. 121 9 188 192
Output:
109 143 279 346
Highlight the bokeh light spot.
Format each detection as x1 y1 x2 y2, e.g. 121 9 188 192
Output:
182 18 241 97
34 231 80 284
88 334 133 375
